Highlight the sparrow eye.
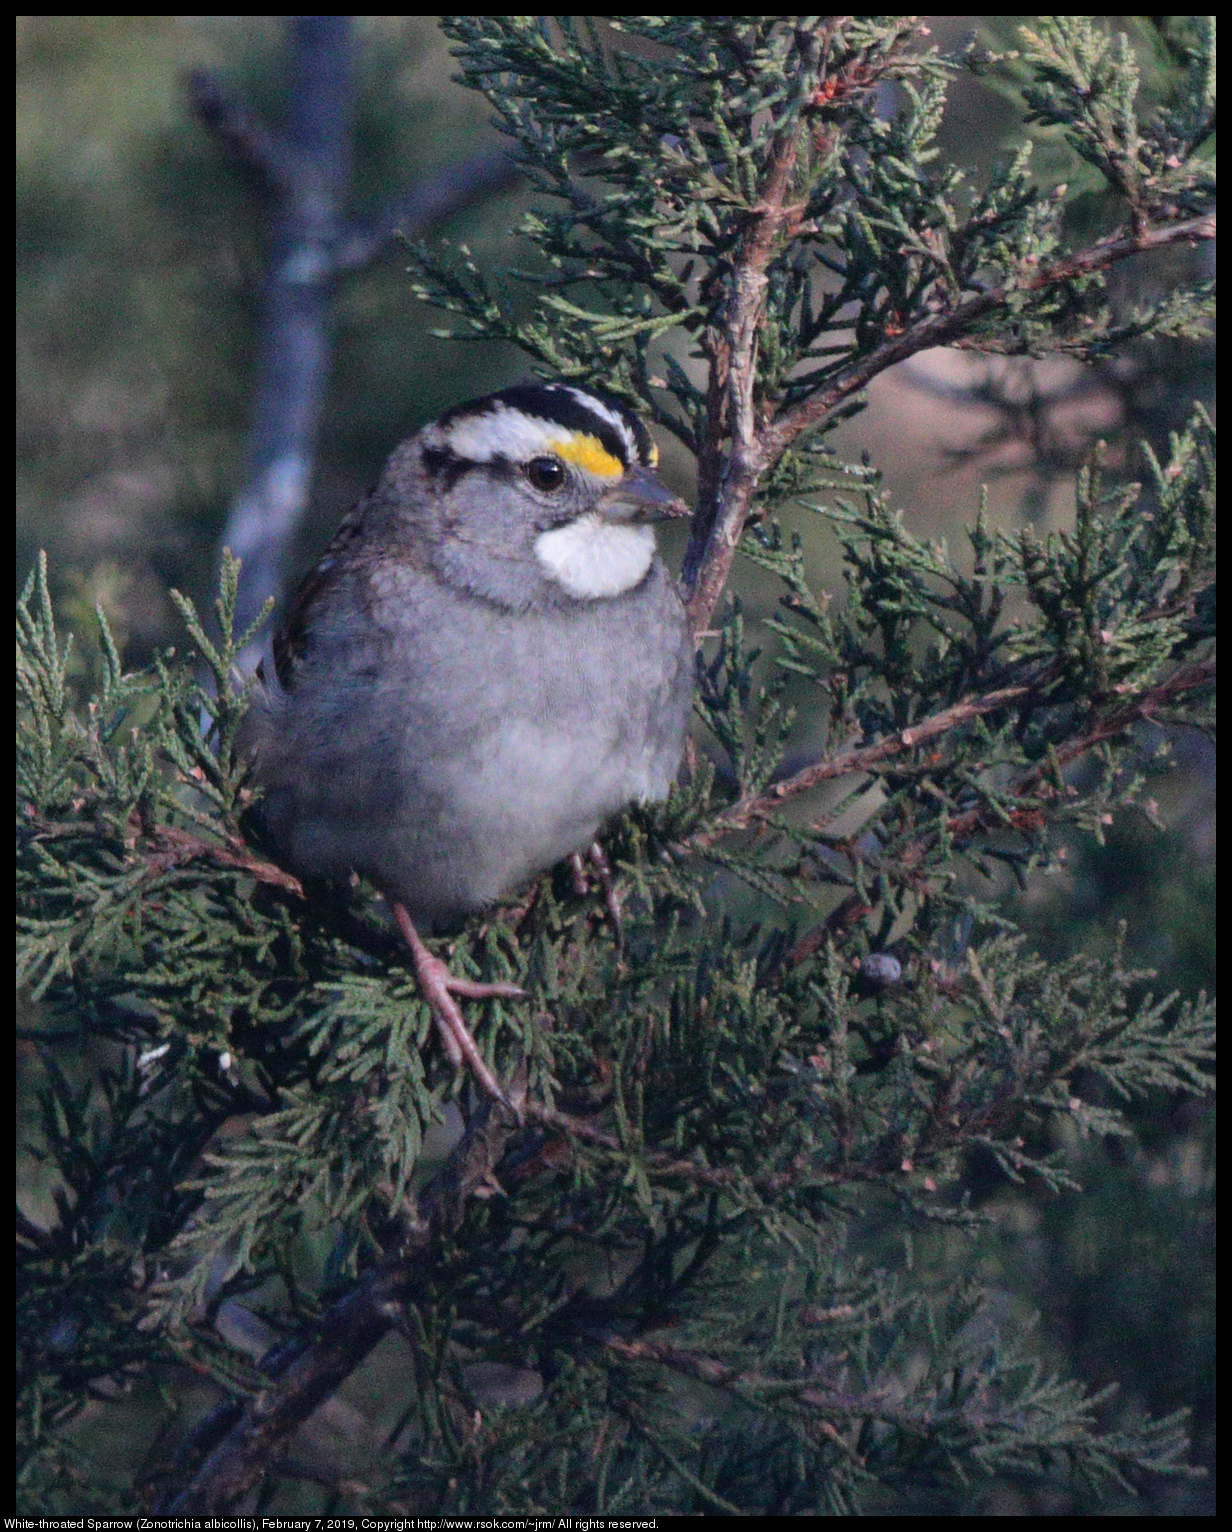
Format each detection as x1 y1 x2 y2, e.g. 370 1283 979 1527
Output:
525 455 566 493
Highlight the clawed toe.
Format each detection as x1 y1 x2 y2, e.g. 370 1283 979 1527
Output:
443 974 525 1002
568 843 624 944
587 840 624 947
392 903 519 1112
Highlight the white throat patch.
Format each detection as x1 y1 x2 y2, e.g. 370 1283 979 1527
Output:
534 515 655 599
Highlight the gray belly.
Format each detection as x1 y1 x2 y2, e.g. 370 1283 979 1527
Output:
255 566 691 922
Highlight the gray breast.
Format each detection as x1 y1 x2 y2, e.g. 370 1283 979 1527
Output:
251 557 692 923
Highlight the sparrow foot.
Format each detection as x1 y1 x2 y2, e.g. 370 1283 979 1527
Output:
392 903 523 1111
569 841 623 949
588 840 623 942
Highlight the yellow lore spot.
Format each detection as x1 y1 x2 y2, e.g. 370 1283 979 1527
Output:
548 433 624 480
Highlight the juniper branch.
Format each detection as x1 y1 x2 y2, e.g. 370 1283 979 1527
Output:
156 1086 523 1513
687 211 1215 636
778 656 1214 971
690 651 1214 849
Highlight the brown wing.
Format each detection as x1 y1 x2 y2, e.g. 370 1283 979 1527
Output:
271 490 375 689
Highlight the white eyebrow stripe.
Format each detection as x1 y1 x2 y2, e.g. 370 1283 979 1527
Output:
442 405 565 462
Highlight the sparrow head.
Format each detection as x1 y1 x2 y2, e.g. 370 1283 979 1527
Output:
412 383 689 606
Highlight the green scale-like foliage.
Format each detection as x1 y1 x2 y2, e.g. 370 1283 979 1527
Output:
18 15 1214 1517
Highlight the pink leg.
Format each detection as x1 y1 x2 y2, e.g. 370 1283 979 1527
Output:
392 903 523 1110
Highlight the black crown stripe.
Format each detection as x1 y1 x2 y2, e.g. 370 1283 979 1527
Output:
438 384 651 470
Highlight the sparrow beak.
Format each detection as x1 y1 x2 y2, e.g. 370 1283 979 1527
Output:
596 464 691 524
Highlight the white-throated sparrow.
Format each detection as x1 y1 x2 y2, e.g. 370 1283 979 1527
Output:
242 383 694 1103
